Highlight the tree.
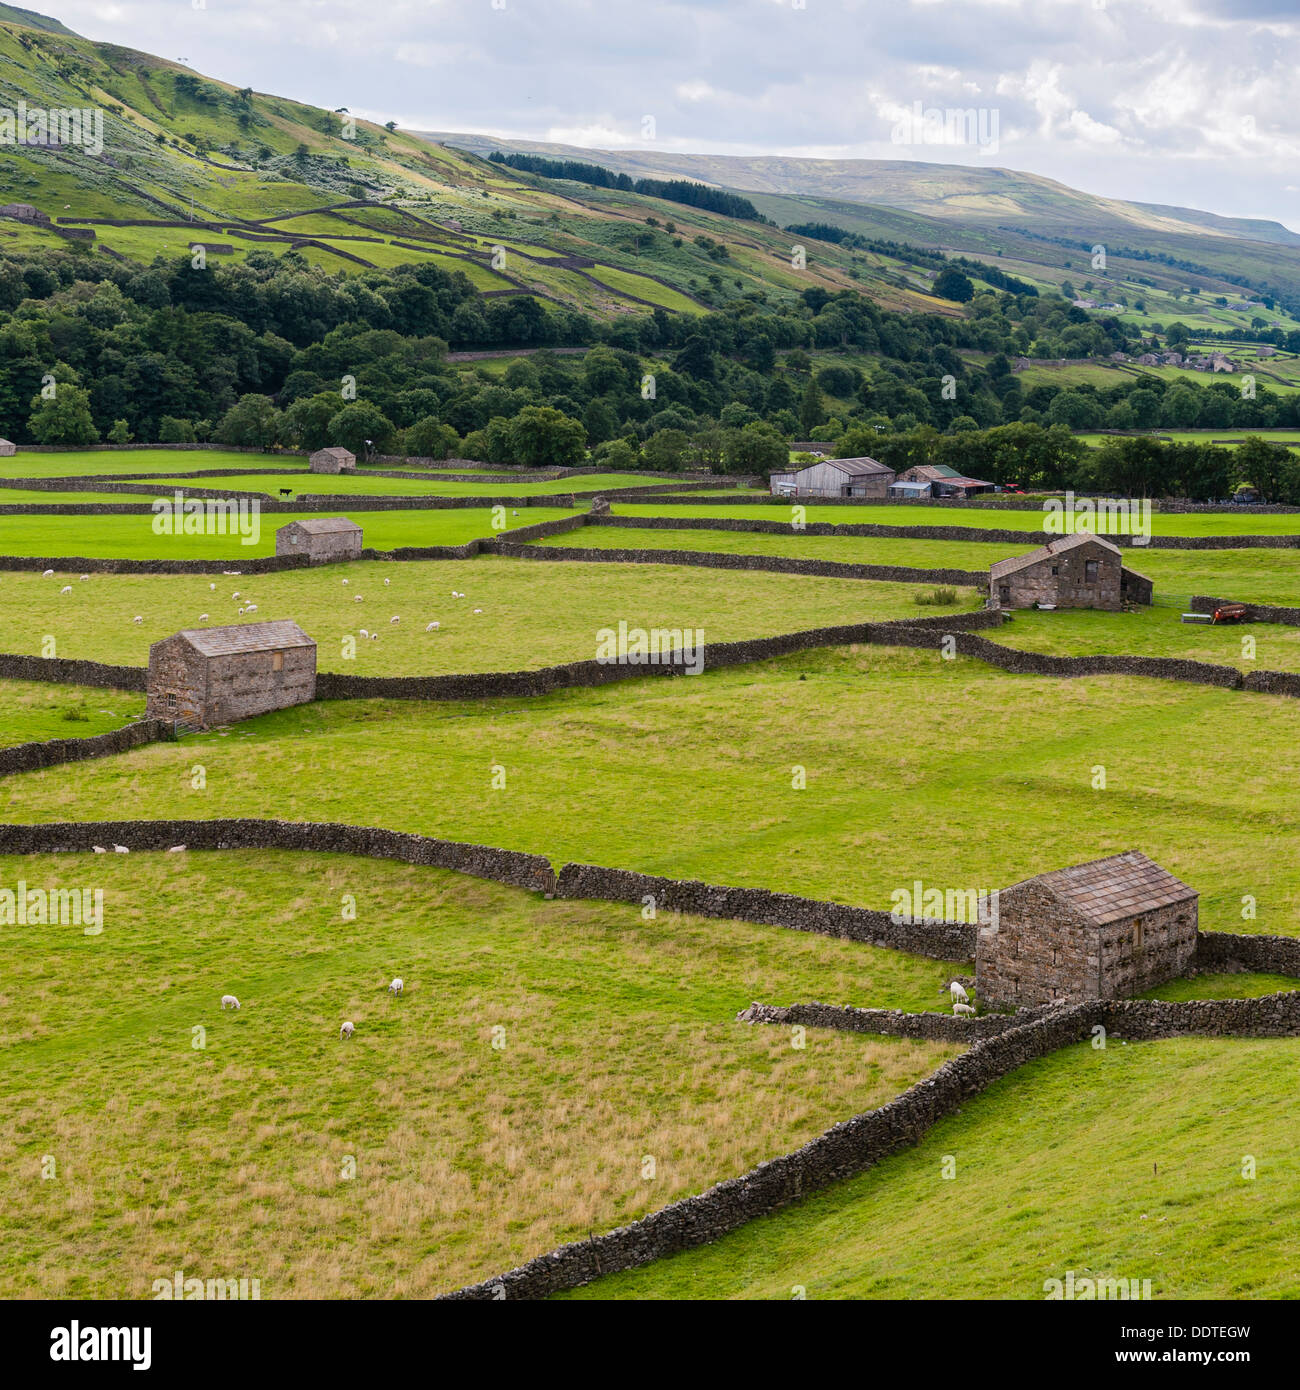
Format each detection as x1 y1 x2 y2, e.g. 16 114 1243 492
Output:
642 428 690 471
326 400 396 458
723 421 787 474
405 416 460 460
933 267 975 303
28 385 99 446
107 419 133 444
215 394 282 450
799 373 824 436
508 406 586 467
158 415 196 443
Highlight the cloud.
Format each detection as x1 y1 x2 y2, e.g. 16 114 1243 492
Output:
47 0 1300 228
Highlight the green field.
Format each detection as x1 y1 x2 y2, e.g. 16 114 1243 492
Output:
0 560 966 674
5 645 1300 936
0 681 144 747
0 508 575 559
0 848 957 1297
564 1037 1300 1299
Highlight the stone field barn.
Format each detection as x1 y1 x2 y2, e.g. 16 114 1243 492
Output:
976 851 1198 1009
768 456 895 498
990 534 1153 610
276 518 363 564
309 447 357 474
146 620 317 729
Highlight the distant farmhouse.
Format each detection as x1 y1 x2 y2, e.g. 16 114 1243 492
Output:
147 620 316 730
990 534 1152 611
0 439 15 457
977 851 1198 1009
309 446 357 474
276 518 363 565
894 464 995 499
769 456 894 498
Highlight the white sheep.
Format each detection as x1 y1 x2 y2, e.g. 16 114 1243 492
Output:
340 1021 355 1040
388 977 403 995
425 621 439 631
168 844 186 852
112 844 129 854
79 575 89 582
389 615 400 625
341 578 349 584
60 585 71 594
199 613 209 622
221 994 240 1010
383 578 390 586
133 615 143 624
354 594 363 602
237 607 246 615
232 591 240 599
948 981 969 1004
953 1001 976 1016
359 628 369 638
209 582 216 590
473 608 483 614
42 568 54 577
245 603 258 613
369 632 378 641
92 845 106 854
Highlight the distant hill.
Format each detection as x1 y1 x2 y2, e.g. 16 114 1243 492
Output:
0 4 75 35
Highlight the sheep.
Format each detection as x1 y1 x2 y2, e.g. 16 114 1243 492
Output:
473 608 483 614
92 845 106 854
354 594 363 602
42 568 53 578
369 632 378 641
383 578 390 586
341 578 349 585
199 613 209 622
340 1021 355 1040
946 980 969 1004
237 607 246 615
168 845 186 852
953 1001 976 1016
60 585 71 594
133 615 143 624
388 977 403 995
79 575 89 582
232 591 240 599
245 603 258 613
221 995 240 1010
112 844 129 854
359 628 368 638
209 582 216 590
389 615 400 625
425 621 439 631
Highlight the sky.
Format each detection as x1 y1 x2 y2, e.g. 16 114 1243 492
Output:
47 0 1300 230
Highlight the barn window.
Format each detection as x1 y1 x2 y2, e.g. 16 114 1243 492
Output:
1132 917 1144 950
1085 559 1099 583
1051 565 1059 576
272 651 284 671
166 693 176 710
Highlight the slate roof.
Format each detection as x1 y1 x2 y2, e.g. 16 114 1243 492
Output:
174 620 315 657
281 517 361 535
1013 851 1196 926
989 532 1122 582
312 446 355 460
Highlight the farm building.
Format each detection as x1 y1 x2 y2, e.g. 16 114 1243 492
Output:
989 534 1153 611
309 446 357 474
976 851 1198 1009
146 620 316 730
897 464 995 498
889 479 932 500
0 439 15 457
768 456 895 498
276 517 363 564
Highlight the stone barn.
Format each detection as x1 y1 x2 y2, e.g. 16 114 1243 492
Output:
0 439 14 457
309 446 356 474
0 203 50 225
976 851 1198 1009
990 534 1152 611
768 456 895 498
146 620 316 730
276 517 363 564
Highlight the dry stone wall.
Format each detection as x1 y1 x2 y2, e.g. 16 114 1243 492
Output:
0 719 172 778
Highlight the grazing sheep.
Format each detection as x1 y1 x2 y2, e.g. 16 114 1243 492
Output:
383 578 390 586
209 583 216 590
221 995 240 1010
369 632 378 641
199 613 209 622
60 585 71 594
354 594 363 602
112 844 129 854
341 578 349 585
232 591 240 599
359 628 368 638
79 575 89 582
133 616 143 624
237 606 246 615
42 568 53 578
389 616 400 625
340 1021 355 1040
473 608 483 614
245 603 258 613
388 978 403 995
953 1001 976 1016
425 621 439 631
946 981 969 1004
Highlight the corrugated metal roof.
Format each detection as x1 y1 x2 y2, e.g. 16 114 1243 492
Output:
281 517 362 535
1013 851 1196 926
796 456 892 478
174 620 315 657
989 532 1122 581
